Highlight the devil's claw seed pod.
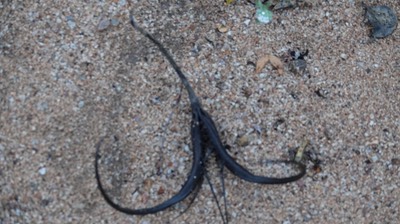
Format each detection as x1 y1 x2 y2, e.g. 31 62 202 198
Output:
363 3 398 38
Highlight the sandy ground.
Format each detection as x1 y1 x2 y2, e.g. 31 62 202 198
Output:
0 0 399 223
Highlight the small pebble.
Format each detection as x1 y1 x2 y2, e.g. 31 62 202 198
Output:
111 18 120 26
183 144 190 152
66 16 76 29
236 135 250 147
259 73 267 78
363 3 398 38
8 96 14 106
14 208 21 216
37 101 49 111
38 167 47 175
217 24 229 33
118 0 126 6
140 220 150 224
78 100 84 108
289 59 307 75
98 19 111 31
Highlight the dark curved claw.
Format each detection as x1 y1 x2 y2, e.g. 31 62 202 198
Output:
94 110 204 214
95 15 306 222
199 107 306 184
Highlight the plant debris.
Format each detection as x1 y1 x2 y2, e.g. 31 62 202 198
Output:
271 0 295 10
271 0 316 10
295 139 309 162
255 54 284 75
288 49 309 75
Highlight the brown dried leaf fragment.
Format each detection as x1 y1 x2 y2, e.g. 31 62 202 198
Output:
143 178 154 189
255 55 284 75
255 55 270 73
269 55 284 75
157 186 165 195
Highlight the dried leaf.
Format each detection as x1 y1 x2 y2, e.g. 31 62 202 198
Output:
255 54 284 75
255 55 271 73
143 178 154 189
269 55 284 75
226 0 235 4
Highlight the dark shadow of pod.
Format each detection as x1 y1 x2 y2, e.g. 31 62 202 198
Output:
362 3 398 38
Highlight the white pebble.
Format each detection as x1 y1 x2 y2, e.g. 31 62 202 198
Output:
67 20 76 29
183 144 190 152
259 73 267 78
66 16 76 29
119 0 126 6
39 167 47 175
78 100 85 108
